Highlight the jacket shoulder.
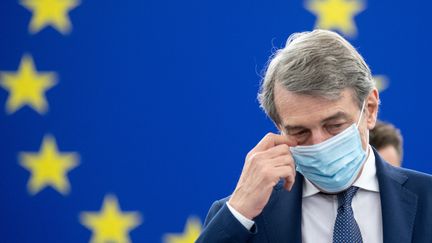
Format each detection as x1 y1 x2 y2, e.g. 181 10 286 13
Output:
387 165 432 202
397 166 432 189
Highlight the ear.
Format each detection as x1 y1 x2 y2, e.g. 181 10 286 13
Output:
366 88 380 130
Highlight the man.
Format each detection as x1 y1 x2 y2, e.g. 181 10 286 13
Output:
370 120 403 167
197 30 432 243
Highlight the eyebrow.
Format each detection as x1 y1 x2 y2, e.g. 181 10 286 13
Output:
321 111 350 124
284 111 350 132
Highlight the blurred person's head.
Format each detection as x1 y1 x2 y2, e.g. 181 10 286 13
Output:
369 120 403 167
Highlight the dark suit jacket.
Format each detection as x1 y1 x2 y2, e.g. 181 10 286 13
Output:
196 149 432 243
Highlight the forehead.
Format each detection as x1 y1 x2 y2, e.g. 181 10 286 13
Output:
274 84 359 127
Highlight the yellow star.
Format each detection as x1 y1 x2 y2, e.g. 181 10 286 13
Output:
164 217 202 243
20 0 80 34
0 55 57 115
305 0 365 37
19 135 79 195
373 75 389 92
80 195 142 243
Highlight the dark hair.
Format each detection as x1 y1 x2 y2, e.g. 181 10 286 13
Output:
369 120 403 160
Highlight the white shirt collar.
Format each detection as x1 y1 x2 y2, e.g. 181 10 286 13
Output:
302 145 380 198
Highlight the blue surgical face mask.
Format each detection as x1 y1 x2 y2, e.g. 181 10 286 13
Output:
289 102 367 193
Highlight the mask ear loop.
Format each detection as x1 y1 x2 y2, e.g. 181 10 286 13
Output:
356 100 366 128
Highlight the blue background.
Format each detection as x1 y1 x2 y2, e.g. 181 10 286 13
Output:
0 0 431 242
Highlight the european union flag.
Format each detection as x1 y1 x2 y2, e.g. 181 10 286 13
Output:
0 0 431 242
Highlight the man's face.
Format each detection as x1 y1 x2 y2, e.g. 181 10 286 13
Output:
378 146 401 167
274 83 379 149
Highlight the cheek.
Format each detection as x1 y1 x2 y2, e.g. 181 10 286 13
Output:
359 124 370 150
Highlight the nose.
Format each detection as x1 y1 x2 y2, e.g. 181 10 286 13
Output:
309 129 332 145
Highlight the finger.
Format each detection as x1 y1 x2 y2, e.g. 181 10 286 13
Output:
278 130 298 148
272 165 296 191
253 144 291 160
284 175 296 191
252 133 296 152
266 155 295 169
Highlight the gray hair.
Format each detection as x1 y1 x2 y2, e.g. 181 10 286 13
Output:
258 29 375 125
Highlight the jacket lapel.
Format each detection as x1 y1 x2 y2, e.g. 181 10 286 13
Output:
257 173 303 243
375 149 418 243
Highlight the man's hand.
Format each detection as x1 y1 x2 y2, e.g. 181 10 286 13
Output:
228 133 296 220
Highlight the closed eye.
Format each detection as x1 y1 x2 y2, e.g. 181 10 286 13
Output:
291 130 310 142
328 123 343 128
294 130 308 136
326 123 347 134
